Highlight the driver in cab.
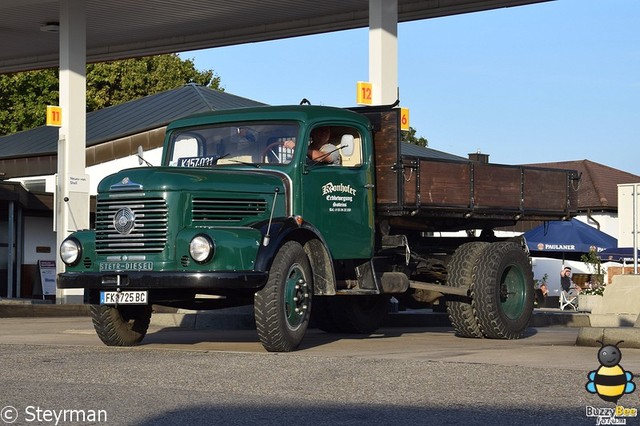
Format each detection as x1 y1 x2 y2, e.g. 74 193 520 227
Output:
284 127 341 165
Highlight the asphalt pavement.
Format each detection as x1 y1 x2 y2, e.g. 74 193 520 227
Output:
2 316 640 425
3 298 640 348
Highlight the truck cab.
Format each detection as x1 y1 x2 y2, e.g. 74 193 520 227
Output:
59 105 378 351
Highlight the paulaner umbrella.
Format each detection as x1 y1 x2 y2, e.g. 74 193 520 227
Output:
599 246 640 275
524 219 617 259
599 247 640 263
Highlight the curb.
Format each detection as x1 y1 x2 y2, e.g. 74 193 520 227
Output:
530 310 591 328
0 303 90 318
151 306 256 330
576 327 640 349
149 308 592 330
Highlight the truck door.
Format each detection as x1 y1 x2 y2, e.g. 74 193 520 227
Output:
301 124 374 260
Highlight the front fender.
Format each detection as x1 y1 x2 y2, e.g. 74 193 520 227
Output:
253 217 316 271
253 218 336 295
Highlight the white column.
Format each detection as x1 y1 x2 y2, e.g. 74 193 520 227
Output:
7 201 14 298
634 185 639 275
56 0 89 304
618 183 640 275
369 0 398 105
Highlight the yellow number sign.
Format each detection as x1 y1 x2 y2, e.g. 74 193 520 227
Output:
400 108 410 131
356 81 372 105
46 105 62 127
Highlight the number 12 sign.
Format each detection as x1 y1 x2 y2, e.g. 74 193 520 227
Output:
356 81 373 105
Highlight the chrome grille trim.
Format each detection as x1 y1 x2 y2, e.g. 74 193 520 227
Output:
96 197 167 254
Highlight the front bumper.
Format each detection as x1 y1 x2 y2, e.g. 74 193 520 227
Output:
58 270 268 292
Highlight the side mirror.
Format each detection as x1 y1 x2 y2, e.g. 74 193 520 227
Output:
137 145 145 166
137 145 153 167
340 134 355 157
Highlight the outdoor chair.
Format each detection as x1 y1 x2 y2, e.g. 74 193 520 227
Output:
559 290 578 311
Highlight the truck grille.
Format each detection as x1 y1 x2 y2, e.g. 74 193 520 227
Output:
192 197 267 223
96 197 168 253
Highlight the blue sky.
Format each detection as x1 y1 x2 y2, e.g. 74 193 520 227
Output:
180 0 639 175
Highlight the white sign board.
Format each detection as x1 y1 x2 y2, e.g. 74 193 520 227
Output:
69 174 90 193
38 260 57 296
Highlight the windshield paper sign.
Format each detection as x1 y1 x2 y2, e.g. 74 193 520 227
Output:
322 182 356 213
178 156 219 167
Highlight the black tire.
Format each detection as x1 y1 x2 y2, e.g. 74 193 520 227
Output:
313 294 390 334
254 241 312 352
472 242 534 339
90 304 152 346
446 242 490 338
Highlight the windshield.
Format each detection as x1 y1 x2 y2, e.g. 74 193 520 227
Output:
166 122 299 167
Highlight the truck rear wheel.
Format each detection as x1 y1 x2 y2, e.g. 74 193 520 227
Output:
446 242 490 338
472 242 534 339
313 294 389 334
90 304 152 346
254 241 312 352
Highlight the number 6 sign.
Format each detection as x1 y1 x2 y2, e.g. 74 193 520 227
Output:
400 108 410 131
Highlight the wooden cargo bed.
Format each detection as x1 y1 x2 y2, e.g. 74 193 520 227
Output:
359 108 579 232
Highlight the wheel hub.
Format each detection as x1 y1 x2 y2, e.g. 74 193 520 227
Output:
284 264 309 328
500 265 526 320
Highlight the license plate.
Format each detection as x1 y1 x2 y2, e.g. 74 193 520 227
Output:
100 291 148 305
99 262 153 271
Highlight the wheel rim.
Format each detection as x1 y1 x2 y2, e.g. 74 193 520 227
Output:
283 263 309 329
499 265 526 320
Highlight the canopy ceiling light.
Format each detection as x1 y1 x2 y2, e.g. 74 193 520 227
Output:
40 22 60 33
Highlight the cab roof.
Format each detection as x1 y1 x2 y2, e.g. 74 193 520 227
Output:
166 105 372 131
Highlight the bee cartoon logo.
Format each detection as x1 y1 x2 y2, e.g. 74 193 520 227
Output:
586 340 635 403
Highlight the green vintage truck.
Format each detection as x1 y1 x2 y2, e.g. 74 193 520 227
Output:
58 104 577 351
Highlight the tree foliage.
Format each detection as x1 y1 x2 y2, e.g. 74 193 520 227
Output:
0 54 220 136
0 69 59 136
401 126 428 147
86 54 220 111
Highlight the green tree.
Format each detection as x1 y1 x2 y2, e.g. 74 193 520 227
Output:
86 54 220 111
401 126 428 147
580 249 605 291
0 54 220 135
0 68 59 135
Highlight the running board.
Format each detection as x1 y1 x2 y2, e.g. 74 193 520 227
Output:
334 289 381 296
409 281 470 297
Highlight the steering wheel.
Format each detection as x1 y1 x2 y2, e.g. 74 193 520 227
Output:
261 141 293 164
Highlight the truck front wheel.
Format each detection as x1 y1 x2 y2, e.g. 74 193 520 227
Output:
254 241 312 352
90 304 152 346
472 242 534 339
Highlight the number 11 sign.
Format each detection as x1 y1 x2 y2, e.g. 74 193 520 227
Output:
46 105 62 127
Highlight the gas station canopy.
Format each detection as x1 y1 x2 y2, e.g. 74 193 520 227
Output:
1 0 555 302
1 0 550 74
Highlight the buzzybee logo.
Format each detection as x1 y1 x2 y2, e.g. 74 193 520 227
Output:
586 340 635 403
584 340 638 425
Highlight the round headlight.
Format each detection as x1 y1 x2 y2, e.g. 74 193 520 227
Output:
189 235 214 263
60 238 81 265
